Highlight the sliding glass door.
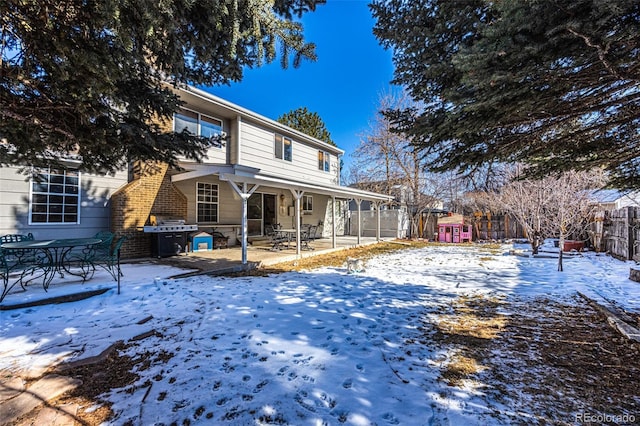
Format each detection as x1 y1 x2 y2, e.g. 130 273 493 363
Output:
247 193 276 236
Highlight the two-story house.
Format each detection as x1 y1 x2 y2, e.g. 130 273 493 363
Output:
0 84 391 261
108 84 392 260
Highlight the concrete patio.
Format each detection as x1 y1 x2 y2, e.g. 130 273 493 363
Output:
146 235 384 276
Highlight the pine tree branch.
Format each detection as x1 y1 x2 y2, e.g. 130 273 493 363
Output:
565 27 626 82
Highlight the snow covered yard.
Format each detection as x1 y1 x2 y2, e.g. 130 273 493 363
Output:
2 243 640 425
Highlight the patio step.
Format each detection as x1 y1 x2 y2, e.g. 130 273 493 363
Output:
0 375 81 424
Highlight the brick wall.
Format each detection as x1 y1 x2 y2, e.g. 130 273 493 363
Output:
110 162 188 258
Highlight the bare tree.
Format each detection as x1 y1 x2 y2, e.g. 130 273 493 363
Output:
490 169 553 255
546 170 606 271
348 90 408 198
349 90 453 238
492 165 605 270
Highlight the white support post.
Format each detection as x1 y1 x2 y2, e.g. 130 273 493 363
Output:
331 196 337 249
372 201 381 242
354 198 362 246
227 181 260 264
290 189 305 257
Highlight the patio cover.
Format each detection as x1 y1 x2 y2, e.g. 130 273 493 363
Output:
172 164 393 263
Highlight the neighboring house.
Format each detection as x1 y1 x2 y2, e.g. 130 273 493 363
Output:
346 181 408 239
347 181 445 239
1 84 391 260
590 189 640 210
589 190 640 259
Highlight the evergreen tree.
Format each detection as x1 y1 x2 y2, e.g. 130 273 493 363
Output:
1 0 323 173
277 106 345 181
370 0 640 189
277 107 335 146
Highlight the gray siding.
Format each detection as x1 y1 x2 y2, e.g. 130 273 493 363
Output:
0 166 127 239
201 144 227 164
239 120 340 186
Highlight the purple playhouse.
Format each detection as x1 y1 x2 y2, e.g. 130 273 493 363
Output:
437 213 472 243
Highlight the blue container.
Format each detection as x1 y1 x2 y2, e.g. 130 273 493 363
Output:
189 231 213 252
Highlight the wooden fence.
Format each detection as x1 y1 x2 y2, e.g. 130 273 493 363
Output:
470 214 526 241
601 206 640 261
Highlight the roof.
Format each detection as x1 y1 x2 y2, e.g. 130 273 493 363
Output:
172 164 392 202
590 189 640 204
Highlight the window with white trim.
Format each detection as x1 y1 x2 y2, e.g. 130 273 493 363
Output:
196 182 218 223
174 108 223 145
30 168 80 224
275 134 293 162
318 150 330 172
303 195 313 214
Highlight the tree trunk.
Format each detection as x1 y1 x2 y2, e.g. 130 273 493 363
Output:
558 234 564 272
531 231 541 255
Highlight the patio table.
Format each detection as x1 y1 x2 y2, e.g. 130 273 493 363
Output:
1 237 102 291
274 229 298 250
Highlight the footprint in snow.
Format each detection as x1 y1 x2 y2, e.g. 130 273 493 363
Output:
193 406 206 419
277 366 289 376
216 397 230 406
382 412 400 424
253 379 269 393
342 378 353 389
294 392 317 413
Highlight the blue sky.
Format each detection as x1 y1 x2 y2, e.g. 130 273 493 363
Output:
204 0 396 173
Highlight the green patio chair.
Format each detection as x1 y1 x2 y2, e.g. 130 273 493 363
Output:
0 245 46 303
82 236 127 294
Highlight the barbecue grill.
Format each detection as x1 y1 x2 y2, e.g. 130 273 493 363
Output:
143 216 198 257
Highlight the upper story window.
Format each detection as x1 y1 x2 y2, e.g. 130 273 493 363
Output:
275 134 292 162
30 168 80 224
318 150 330 172
174 108 223 145
196 182 218 223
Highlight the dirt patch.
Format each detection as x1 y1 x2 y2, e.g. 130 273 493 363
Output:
428 294 640 424
239 240 432 275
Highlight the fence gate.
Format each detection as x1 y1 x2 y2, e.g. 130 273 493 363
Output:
605 206 640 261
